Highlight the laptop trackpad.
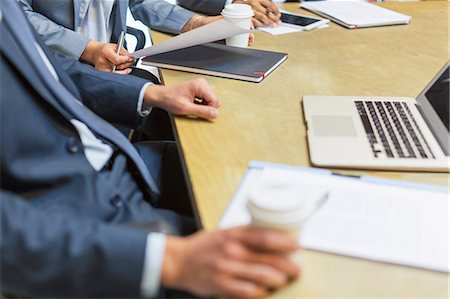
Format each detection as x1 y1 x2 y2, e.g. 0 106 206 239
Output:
312 115 357 137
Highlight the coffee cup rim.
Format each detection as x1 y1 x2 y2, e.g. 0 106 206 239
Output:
221 3 254 18
247 200 311 224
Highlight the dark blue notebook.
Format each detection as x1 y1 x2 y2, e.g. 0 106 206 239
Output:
142 43 287 83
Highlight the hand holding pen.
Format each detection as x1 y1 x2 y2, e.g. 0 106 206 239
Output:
111 31 127 72
80 31 134 74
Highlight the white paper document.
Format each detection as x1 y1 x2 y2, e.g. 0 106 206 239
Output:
221 161 449 273
131 19 250 59
301 1 411 28
258 24 303 36
259 23 329 35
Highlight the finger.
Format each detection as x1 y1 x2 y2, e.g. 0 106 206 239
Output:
229 226 299 253
216 276 268 299
267 10 280 23
114 61 134 70
252 17 264 28
113 68 132 75
183 102 218 121
190 79 220 108
95 57 114 72
222 239 300 280
262 0 281 17
104 47 133 66
217 259 288 289
249 33 255 46
254 1 279 25
253 10 273 26
119 46 131 56
260 2 280 23
248 253 300 280
119 47 135 63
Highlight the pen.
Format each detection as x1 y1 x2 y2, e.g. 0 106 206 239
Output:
112 31 125 72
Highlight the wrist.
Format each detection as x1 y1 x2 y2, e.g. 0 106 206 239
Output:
181 15 205 32
143 84 163 109
161 236 185 289
80 40 100 65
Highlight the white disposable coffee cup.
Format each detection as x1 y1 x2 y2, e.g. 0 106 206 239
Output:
221 4 254 48
247 184 328 239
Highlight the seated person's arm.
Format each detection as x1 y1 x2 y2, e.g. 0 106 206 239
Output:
1 191 300 298
18 0 134 72
53 53 150 128
18 0 90 60
53 54 220 128
129 0 222 34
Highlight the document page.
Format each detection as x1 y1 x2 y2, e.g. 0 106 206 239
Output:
301 2 411 28
221 164 449 272
131 19 250 59
258 24 303 36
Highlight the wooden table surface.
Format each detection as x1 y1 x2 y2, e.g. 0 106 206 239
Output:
152 1 449 297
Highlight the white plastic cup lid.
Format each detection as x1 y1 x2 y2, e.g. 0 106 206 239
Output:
221 4 254 18
247 184 328 225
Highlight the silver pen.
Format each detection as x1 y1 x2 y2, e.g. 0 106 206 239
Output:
112 31 125 72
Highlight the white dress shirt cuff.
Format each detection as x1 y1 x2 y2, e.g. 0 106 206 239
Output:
226 0 233 5
141 233 166 298
138 82 153 117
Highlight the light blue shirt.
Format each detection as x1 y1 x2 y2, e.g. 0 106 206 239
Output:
35 41 164 298
77 0 115 43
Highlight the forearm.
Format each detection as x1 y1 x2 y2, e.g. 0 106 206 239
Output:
53 54 149 127
181 15 222 33
18 0 90 59
129 0 195 34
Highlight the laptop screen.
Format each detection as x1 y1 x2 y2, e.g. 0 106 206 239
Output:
425 67 449 131
417 62 449 155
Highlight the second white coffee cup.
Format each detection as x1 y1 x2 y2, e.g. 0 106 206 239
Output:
221 4 254 48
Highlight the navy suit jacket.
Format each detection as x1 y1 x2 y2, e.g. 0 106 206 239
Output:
0 2 178 297
177 0 227 16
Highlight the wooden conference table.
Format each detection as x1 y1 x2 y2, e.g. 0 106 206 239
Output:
152 1 449 297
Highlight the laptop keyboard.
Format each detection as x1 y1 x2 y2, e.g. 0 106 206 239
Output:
354 100 435 159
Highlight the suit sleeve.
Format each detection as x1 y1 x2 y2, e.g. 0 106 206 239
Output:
176 0 226 16
18 0 90 59
52 53 150 128
0 190 150 298
129 0 195 34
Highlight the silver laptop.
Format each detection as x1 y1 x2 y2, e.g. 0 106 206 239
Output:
303 61 449 172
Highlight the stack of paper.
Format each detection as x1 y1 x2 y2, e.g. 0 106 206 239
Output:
301 1 411 29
